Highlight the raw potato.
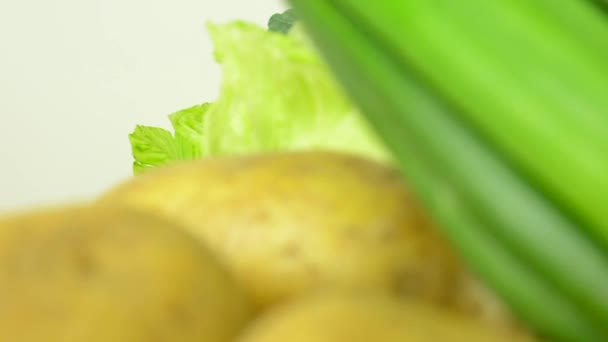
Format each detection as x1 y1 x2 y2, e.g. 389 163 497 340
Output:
0 205 252 342
99 151 513 325
235 291 536 342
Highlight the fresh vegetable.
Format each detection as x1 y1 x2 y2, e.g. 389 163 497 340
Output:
268 9 298 34
130 104 209 174
235 291 536 342
129 21 390 175
0 205 252 342
288 1 608 341
98 151 516 328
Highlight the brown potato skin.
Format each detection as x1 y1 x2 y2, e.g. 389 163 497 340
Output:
0 205 252 342
235 291 536 342
99 151 514 324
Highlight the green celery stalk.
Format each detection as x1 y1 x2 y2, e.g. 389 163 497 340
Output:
289 0 608 340
329 0 608 250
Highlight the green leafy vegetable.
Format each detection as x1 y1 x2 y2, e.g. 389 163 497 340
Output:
169 103 209 160
129 21 390 174
130 126 179 174
268 9 298 34
130 104 209 174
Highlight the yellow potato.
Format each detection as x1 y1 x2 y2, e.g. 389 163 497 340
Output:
235 291 536 342
0 205 252 342
98 150 513 325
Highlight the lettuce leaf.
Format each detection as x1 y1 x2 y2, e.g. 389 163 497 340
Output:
129 104 208 173
169 103 209 160
130 125 178 174
129 21 391 174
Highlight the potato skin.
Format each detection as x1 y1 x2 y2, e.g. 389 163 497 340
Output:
235 291 536 342
0 205 252 342
99 151 512 323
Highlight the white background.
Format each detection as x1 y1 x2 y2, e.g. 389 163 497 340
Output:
0 0 287 211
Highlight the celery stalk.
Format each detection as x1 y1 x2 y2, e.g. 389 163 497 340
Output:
290 0 608 340
330 0 608 250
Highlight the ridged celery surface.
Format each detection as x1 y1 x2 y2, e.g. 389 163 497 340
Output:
289 1 608 341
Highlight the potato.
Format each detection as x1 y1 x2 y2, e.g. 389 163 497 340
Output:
98 151 514 325
0 205 252 342
235 291 536 342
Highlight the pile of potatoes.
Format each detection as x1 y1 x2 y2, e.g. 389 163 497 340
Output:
0 151 538 341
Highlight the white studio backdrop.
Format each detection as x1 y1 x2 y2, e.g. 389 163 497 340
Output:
0 0 287 211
